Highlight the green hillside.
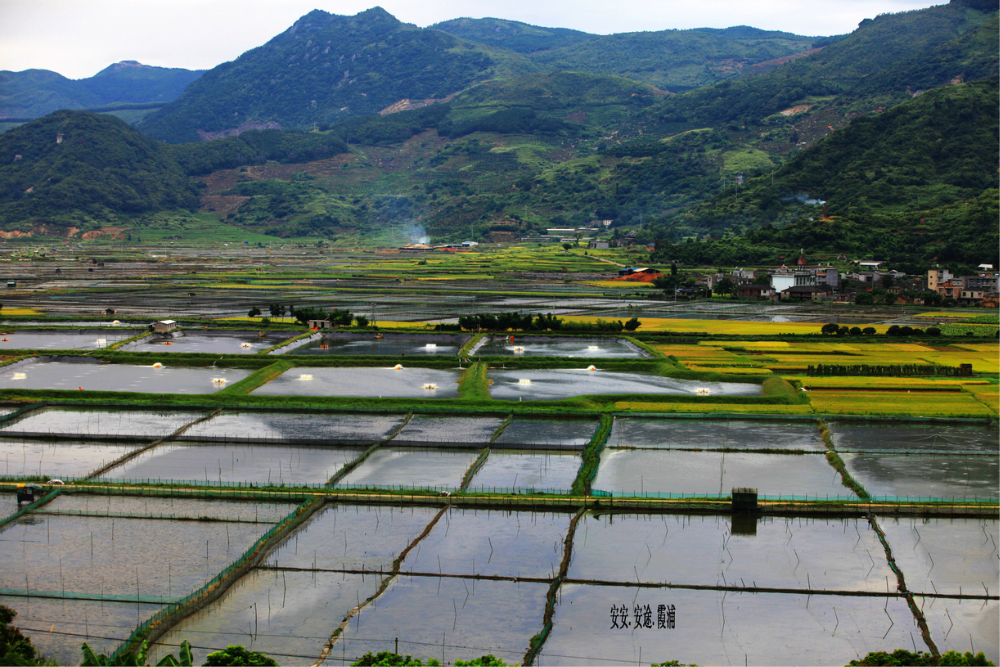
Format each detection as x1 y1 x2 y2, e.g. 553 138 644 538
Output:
527 26 816 91
430 17 596 53
0 111 199 228
652 79 999 267
643 0 996 126
137 8 544 143
0 62 203 120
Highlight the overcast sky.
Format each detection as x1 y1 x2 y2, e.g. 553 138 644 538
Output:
2 0 945 79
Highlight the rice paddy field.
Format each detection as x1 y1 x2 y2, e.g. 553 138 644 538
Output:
0 263 995 666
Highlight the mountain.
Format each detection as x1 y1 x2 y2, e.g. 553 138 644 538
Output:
641 0 997 126
0 110 199 228
651 78 999 267
137 7 544 143
430 17 597 53
0 61 204 120
525 26 817 91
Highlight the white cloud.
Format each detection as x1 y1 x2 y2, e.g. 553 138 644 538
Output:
0 0 945 78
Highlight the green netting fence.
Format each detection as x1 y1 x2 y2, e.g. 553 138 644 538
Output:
108 496 318 662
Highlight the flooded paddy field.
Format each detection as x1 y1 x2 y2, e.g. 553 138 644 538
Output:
608 418 824 451
393 416 504 446
252 366 461 399
328 576 548 666
291 332 467 356
877 517 998 597
0 330 129 350
540 584 921 666
828 422 999 454
149 570 378 666
267 504 441 571
0 594 163 665
0 361 250 393
568 513 893 591
841 453 999 501
917 597 998 662
183 411 405 443
594 450 852 498
136 330 295 354
494 418 597 448
402 509 571 579
337 447 479 489
474 336 645 358
45 494 297 522
98 442 362 485
0 511 272 599
0 438 141 478
467 450 582 492
1 408 205 438
488 369 761 401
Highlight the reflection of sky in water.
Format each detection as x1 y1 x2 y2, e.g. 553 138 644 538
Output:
0 438 141 478
337 447 478 488
608 419 824 450
100 442 361 485
137 333 289 354
186 412 404 442
569 513 892 591
0 362 250 393
2 408 205 437
395 416 504 444
0 332 127 350
542 586 918 666
468 450 581 491
496 419 598 447
253 366 461 398
841 453 998 500
595 450 852 498
918 597 998 663
475 337 643 358
291 336 460 356
829 422 999 453
878 517 998 598
0 595 162 666
489 369 761 401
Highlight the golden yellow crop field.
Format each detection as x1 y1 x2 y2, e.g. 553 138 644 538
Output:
686 365 773 375
613 401 814 414
807 390 994 417
0 308 42 316
787 376 989 388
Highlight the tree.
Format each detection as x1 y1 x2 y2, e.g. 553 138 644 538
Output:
854 293 874 305
268 304 285 317
850 326 863 335
562 243 573 251
203 646 278 666
714 277 736 296
355 315 369 327
352 652 439 666
926 327 941 336
884 293 898 306
887 325 903 336
0 605 44 665
821 323 840 335
624 317 641 331
881 275 895 289
247 307 261 318
862 327 877 335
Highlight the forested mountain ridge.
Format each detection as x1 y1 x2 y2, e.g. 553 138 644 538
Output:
136 7 544 143
0 61 204 120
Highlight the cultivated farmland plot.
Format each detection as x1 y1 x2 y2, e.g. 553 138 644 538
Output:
0 438 142 478
488 369 761 401
0 361 250 393
1 408 206 438
183 411 405 443
608 417 825 450
252 366 462 398
135 332 293 354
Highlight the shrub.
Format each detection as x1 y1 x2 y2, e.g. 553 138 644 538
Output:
926 327 941 336
862 327 877 335
886 325 902 336
849 326 862 335
204 645 278 666
821 323 840 335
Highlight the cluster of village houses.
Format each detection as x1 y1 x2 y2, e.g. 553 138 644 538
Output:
619 255 999 306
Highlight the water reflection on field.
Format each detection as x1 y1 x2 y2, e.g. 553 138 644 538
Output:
489 369 761 401
253 366 461 398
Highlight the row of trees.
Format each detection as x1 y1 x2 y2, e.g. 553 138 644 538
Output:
821 323 941 336
245 304 370 327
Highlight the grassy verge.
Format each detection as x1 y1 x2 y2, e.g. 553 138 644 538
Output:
216 361 291 396
572 413 613 495
457 360 490 400
457 333 485 357
817 418 871 500
105 331 151 351
259 331 316 355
